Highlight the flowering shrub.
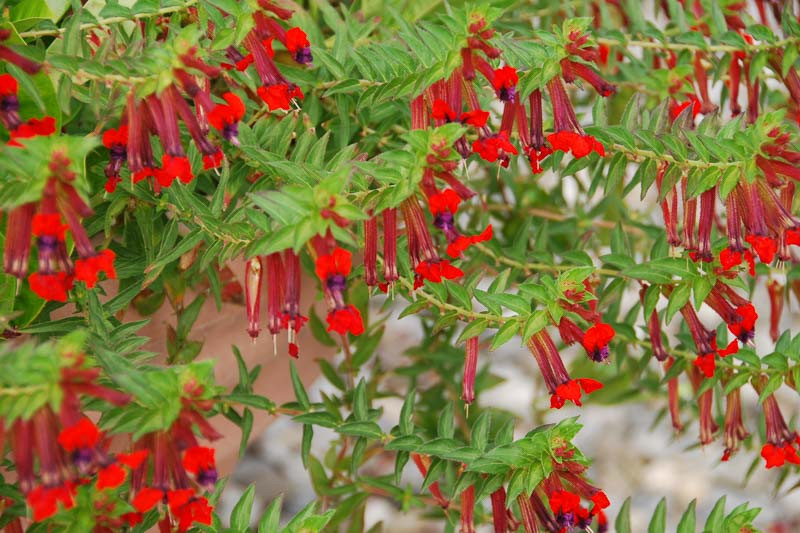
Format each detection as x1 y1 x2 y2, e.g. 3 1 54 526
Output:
0 0 798 531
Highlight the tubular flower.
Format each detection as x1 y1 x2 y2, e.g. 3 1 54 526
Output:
102 125 128 192
581 323 615 362
760 393 800 469
245 256 263 338
132 487 164 513
27 484 76 522
550 378 604 409
491 66 518 102
285 27 312 64
207 92 245 145
472 132 518 167
257 84 303 111
326 305 364 336
728 303 758 343
547 131 604 158
182 446 217 488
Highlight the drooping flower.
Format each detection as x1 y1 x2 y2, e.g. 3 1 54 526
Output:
257 83 304 111
207 92 245 144
472 132 518 167
27 484 76 522
96 464 127 491
550 378 603 408
581 323 615 362
746 234 778 264
728 303 758 343
326 305 364 336
285 27 312 64
547 131 604 158
74 249 116 289
132 487 164 513
182 446 218 488
491 66 518 102
461 336 479 405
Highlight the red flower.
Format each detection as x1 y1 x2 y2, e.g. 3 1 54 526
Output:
105 175 122 193
315 247 352 281
203 151 224 170
286 27 310 53
760 443 800 469
117 450 149 469
96 464 127 491
548 490 581 515
787 228 800 246
428 188 461 216
167 489 194 513
550 378 603 408
207 92 245 132
446 225 493 258
8 117 56 146
581 323 615 362
32 213 68 240
74 249 116 289
415 259 464 284
432 99 457 122
729 303 757 342
669 96 701 121
58 418 101 452
182 446 217 485
590 491 610 514
236 54 254 70
472 133 518 166
132 487 164 513
693 353 716 378
0 73 18 96
492 66 518 101
28 272 74 302
326 305 364 336
719 247 742 270
158 154 194 186
102 126 128 148
257 84 304 111
461 109 489 127
547 131 604 158
133 166 158 184
715 338 739 358
746 234 777 264
27 484 76 522
169 493 213 532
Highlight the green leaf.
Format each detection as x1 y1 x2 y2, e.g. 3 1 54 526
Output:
338 421 384 439
437 402 455 438
677 499 696 533
648 497 667 533
665 284 691 323
230 485 255 531
521 310 549 343
289 361 310 410
703 496 726 533
399 388 416 435
490 319 519 351
615 497 632 533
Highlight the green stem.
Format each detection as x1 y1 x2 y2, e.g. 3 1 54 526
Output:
18 1 199 39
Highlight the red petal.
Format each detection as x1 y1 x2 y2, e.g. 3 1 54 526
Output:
96 464 127 490
133 487 164 513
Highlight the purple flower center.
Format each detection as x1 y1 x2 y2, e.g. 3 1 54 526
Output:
294 48 313 65
197 467 218 487
499 87 516 102
434 212 455 232
591 346 609 363
327 274 347 293
1 95 19 112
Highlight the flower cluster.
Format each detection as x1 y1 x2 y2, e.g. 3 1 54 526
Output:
101 2 312 193
244 250 308 356
2 151 117 301
313 238 364 337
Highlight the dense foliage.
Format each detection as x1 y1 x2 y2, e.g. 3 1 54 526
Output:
0 0 798 531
